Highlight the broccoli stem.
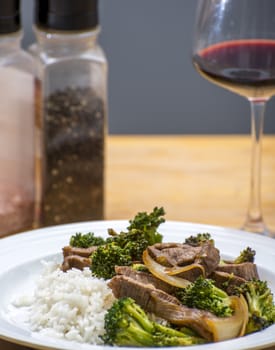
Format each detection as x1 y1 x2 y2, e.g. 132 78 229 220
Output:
124 323 155 346
103 297 206 347
127 304 154 333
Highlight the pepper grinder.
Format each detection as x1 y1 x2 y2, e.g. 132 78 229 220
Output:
33 0 107 226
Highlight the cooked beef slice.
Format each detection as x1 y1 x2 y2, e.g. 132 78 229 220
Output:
148 243 202 267
147 241 220 278
210 271 247 295
109 275 181 308
62 255 91 272
194 241 220 276
108 274 214 340
170 264 205 282
115 266 176 294
216 262 259 280
62 245 97 258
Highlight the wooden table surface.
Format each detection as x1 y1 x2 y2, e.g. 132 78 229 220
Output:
1 135 275 350
106 135 275 232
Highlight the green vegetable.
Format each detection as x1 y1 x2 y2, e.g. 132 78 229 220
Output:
233 247 256 264
234 279 275 334
175 276 233 317
91 243 132 280
131 263 149 272
106 230 151 261
91 207 165 279
127 206 165 245
69 232 106 248
184 233 213 246
102 297 206 347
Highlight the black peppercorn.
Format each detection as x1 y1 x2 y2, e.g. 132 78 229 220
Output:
42 86 105 226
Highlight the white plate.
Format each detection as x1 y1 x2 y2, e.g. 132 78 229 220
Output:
0 220 275 350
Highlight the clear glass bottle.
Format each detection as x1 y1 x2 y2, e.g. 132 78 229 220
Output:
0 0 38 236
33 0 107 226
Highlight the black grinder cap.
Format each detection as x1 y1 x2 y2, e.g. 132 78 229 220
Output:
0 0 20 34
35 0 99 31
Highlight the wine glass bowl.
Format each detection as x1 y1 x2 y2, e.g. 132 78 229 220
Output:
192 0 275 236
193 40 275 101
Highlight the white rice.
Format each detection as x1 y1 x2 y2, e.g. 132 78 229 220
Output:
13 261 115 344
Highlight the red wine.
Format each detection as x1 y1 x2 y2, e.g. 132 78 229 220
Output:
193 39 275 100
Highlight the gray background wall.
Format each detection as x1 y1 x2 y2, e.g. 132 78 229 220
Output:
22 0 275 134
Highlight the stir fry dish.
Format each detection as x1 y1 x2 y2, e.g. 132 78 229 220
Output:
60 207 275 347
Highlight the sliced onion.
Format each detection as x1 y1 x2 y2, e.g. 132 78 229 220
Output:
165 263 205 277
204 294 249 342
142 250 191 288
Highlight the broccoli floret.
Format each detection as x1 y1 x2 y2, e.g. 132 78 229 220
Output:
234 279 275 334
175 276 233 317
102 297 206 347
91 234 150 279
91 207 165 279
69 232 105 248
127 206 165 245
107 230 151 261
91 243 132 279
233 247 256 264
184 233 213 246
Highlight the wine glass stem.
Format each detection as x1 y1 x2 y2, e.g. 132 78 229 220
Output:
243 100 267 234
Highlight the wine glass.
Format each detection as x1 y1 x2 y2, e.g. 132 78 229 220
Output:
192 0 275 237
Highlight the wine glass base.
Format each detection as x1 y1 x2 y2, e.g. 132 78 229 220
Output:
241 220 274 238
